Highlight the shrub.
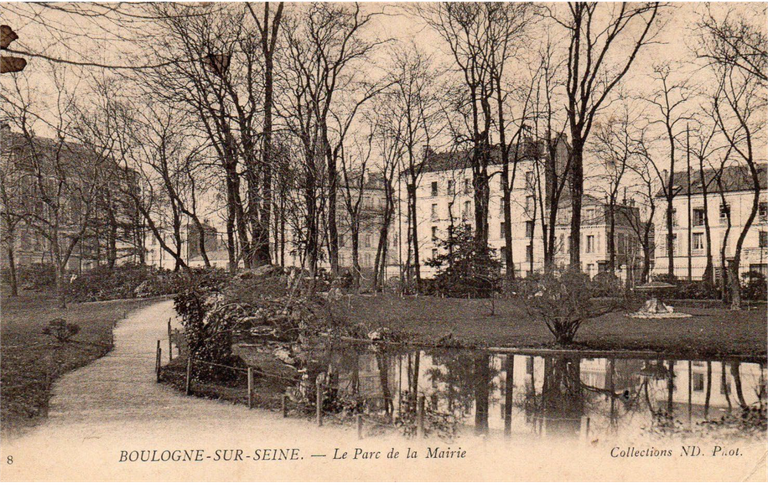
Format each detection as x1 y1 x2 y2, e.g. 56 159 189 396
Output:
67 264 231 302
16 263 56 291
42 318 80 343
741 271 767 301
518 268 629 345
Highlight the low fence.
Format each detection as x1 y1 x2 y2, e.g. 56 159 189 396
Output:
154 332 439 440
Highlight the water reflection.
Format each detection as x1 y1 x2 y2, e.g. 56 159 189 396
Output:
286 345 766 441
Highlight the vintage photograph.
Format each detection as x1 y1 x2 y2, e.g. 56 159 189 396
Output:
0 1 766 481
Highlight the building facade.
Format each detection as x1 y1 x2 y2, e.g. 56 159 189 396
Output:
402 138 643 279
653 164 768 280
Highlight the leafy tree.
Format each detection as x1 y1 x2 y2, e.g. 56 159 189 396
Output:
425 223 501 298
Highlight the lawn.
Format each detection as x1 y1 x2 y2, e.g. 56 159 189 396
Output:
336 294 767 360
0 292 159 438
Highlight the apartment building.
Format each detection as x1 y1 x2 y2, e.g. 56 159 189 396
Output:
653 164 768 280
552 194 645 279
1 126 142 272
402 137 642 279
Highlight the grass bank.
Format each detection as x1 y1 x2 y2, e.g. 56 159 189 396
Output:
336 295 767 360
0 292 160 438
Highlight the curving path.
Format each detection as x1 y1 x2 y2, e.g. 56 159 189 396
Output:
2 300 367 481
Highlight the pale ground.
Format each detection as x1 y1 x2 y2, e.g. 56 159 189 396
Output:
1 300 765 481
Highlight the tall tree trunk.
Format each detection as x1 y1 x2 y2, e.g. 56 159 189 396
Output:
351 227 361 289
193 218 211 268
324 127 339 277
106 195 117 270
6 241 18 297
496 76 515 287
608 200 616 274
700 158 714 287
569 144 584 269
407 182 421 291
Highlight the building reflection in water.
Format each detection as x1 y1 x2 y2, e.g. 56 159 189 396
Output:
306 345 767 441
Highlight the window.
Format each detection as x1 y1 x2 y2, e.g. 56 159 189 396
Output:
586 235 595 253
500 222 506 238
431 181 438 197
526 356 534 374
525 171 534 189
526 221 534 238
692 232 704 251
617 234 626 254
760 231 768 248
760 202 768 222
525 195 535 212
432 248 438 260
499 199 506 217
431 203 438 221
665 234 678 256
526 244 533 262
447 180 455 196
720 203 730 220
693 208 706 227
464 178 471 194
671 208 678 227
364 234 372 248
431 226 438 241
339 235 345 248
750 264 768 277
692 373 704 392
585 208 596 223
463 201 471 220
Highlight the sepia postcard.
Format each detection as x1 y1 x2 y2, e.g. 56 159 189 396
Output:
0 1 766 482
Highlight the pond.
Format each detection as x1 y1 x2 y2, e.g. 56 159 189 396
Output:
236 343 767 443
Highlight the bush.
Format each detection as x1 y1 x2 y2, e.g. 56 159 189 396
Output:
2 263 57 291
518 268 629 345
67 264 230 302
741 271 767 301
42 318 80 342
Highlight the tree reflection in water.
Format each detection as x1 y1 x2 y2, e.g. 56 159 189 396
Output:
292 345 766 442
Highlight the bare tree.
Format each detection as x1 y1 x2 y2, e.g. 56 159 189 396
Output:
420 3 532 254
1 65 107 308
0 142 26 296
371 100 406 292
384 44 443 291
707 32 766 308
644 63 694 279
550 2 660 269
689 113 723 288
589 103 639 275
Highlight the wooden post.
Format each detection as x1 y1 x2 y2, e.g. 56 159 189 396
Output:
417 395 425 439
247 367 254 409
282 395 288 418
155 340 162 383
316 384 323 427
167 318 173 361
185 357 192 395
581 416 591 441
357 415 363 440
